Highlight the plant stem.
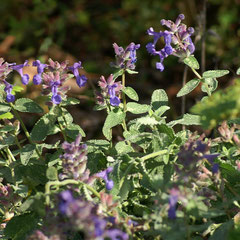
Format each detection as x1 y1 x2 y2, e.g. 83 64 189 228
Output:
181 66 188 131
45 179 101 205
140 149 168 161
58 120 67 141
5 147 16 183
9 103 43 160
191 67 211 96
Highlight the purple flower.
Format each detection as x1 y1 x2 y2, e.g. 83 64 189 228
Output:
32 60 48 85
11 60 30 85
59 190 74 215
68 62 87 87
146 14 195 71
97 74 122 107
4 82 15 102
112 42 140 70
95 166 114 190
168 188 179 219
104 229 129 240
212 163 219 174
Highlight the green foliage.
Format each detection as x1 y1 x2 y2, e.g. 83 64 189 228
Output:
14 98 43 113
183 56 200 69
122 87 139 101
177 78 200 97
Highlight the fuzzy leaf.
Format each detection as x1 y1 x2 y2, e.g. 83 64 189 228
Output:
201 78 218 93
102 108 126 140
14 98 43 113
177 79 200 97
237 67 240 75
151 89 168 111
127 102 149 114
203 70 229 78
183 56 200 69
122 87 139 101
20 144 36 165
30 112 57 141
0 112 14 120
0 103 11 115
60 97 80 106
168 114 201 126
46 166 58 180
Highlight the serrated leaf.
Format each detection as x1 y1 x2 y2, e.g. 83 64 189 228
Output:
0 112 14 120
46 166 58 180
201 78 218 93
20 144 36 165
183 56 200 69
14 98 43 113
168 114 201 126
122 87 139 101
203 70 229 78
127 102 149 114
4 213 38 240
115 141 134 154
136 116 159 126
30 112 56 141
151 89 168 111
0 103 11 115
177 79 200 97
102 109 126 140
65 124 86 139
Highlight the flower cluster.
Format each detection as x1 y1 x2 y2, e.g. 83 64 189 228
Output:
97 74 122 106
0 58 87 104
176 136 219 182
59 135 91 183
112 42 140 70
146 14 195 71
58 190 128 240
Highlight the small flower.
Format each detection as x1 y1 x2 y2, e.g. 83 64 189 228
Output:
68 61 87 87
146 14 195 71
212 163 219 174
104 229 129 240
112 42 140 70
95 166 114 190
4 82 15 102
168 188 179 219
32 60 48 85
58 190 74 215
97 74 122 107
11 60 30 85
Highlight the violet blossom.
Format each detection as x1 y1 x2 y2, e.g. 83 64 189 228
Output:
32 60 48 85
168 188 180 219
112 42 140 70
95 166 114 190
97 74 122 107
11 60 30 85
68 61 87 87
146 14 195 71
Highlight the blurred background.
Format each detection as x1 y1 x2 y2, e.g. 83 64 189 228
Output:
1 0 240 139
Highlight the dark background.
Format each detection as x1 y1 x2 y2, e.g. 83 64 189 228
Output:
1 0 240 139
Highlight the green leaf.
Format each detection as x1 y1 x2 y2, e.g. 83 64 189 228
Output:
237 67 240 75
201 78 218 93
60 97 80 106
14 98 43 113
113 69 124 80
126 69 138 74
209 221 233 240
122 87 139 101
30 112 57 141
127 102 149 114
20 144 36 165
46 166 58 180
12 85 24 93
102 108 126 140
168 114 201 126
65 124 86 139
0 103 11 115
177 78 200 97
136 116 159 127
191 80 240 129
203 70 229 78
183 56 200 69
154 105 170 116
151 89 168 111
115 141 134 154
0 112 14 120
4 213 39 240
